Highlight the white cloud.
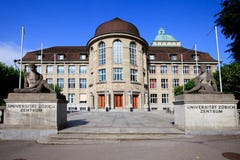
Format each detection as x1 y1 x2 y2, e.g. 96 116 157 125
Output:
0 41 22 67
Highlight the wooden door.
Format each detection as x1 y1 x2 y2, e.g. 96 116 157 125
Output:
98 95 105 109
114 94 123 108
133 95 138 109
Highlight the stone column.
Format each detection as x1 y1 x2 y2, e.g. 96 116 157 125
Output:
128 91 132 109
105 91 109 111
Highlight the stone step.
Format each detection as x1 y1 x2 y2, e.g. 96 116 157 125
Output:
37 128 185 145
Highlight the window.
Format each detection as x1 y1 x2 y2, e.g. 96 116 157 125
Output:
113 40 122 64
161 79 168 88
183 66 189 74
171 66 178 74
130 42 136 65
57 65 64 74
98 42 106 65
172 79 179 87
194 66 200 74
79 66 87 74
149 66 156 74
160 66 167 74
162 94 169 104
46 65 53 74
68 65 75 74
58 54 64 60
184 79 190 85
150 79 157 89
149 55 155 60
79 94 87 103
130 69 138 82
113 68 123 81
36 65 41 73
150 94 158 103
170 54 177 60
25 65 30 72
68 78 75 88
206 66 211 73
46 78 53 84
80 78 87 88
98 69 106 82
68 93 75 103
57 78 64 89
193 55 199 61
36 54 42 60
80 54 87 60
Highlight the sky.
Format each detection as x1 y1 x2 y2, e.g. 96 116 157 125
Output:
0 0 233 67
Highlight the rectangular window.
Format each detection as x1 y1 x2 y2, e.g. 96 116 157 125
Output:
98 69 106 82
184 79 190 85
206 66 211 73
57 78 64 89
160 66 167 74
130 69 138 82
171 55 177 60
46 78 53 84
68 78 75 88
161 79 168 88
113 40 122 64
79 93 87 103
68 65 75 74
130 42 137 65
149 66 156 74
58 54 64 60
162 94 169 104
194 66 200 74
80 54 87 60
68 93 75 103
36 65 41 73
46 65 53 74
36 54 42 60
150 79 157 89
99 42 106 65
150 94 158 103
80 78 87 88
171 66 178 74
149 55 155 60
57 65 64 74
183 66 189 74
113 68 123 81
172 79 179 87
79 66 87 74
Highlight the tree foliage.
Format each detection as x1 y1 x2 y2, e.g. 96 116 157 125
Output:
0 62 20 105
50 84 63 94
174 79 195 96
215 0 240 61
214 62 240 95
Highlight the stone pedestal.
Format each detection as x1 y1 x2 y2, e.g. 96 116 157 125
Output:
1 93 67 140
173 94 239 135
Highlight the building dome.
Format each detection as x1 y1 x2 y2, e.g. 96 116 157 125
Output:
154 28 177 41
94 17 140 37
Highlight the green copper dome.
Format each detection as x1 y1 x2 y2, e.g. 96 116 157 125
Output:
154 28 177 41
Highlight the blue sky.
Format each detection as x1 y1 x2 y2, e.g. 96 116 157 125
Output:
0 0 233 66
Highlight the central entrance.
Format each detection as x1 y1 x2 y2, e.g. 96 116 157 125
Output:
114 94 123 109
133 95 138 109
98 95 105 109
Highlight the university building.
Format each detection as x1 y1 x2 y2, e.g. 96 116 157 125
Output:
21 18 217 111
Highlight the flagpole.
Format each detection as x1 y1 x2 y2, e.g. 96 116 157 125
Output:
194 43 198 74
41 42 43 73
215 26 223 93
19 26 25 89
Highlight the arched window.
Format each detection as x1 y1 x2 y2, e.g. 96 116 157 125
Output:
98 42 105 65
113 40 122 64
130 42 136 65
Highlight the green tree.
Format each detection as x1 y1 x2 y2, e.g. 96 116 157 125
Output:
174 79 195 96
0 62 20 105
50 84 62 94
215 0 240 61
214 62 240 96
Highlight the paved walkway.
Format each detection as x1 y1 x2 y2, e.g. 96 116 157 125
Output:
62 110 183 134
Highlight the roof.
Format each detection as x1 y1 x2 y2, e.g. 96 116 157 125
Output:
94 17 140 37
148 46 217 62
22 46 88 61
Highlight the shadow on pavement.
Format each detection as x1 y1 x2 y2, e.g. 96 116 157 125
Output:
66 119 89 128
